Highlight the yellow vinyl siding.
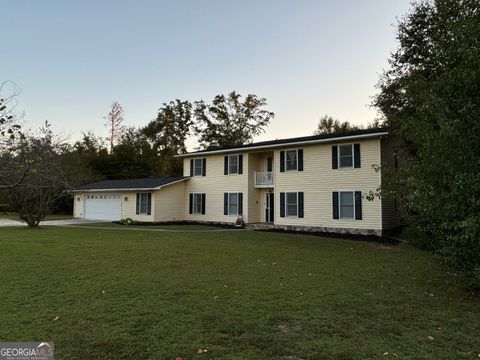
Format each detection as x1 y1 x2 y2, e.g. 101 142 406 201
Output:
274 138 383 231
121 191 154 222
184 154 249 223
73 193 84 218
153 182 185 222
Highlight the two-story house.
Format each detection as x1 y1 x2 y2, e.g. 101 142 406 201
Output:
73 128 402 236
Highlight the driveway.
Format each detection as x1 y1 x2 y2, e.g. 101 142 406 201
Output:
0 219 104 227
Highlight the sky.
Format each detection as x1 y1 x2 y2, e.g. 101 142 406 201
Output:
2 0 412 148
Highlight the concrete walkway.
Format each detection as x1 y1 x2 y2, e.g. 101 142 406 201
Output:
0 219 24 227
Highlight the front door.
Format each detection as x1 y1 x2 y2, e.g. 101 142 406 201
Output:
265 192 274 223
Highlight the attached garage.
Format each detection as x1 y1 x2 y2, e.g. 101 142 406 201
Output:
72 176 189 222
84 193 122 221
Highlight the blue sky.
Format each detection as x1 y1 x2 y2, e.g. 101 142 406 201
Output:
2 0 411 147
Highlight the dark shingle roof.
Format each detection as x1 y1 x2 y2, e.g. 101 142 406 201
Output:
177 127 388 157
75 176 188 191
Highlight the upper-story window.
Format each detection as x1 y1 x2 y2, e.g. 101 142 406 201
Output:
332 144 360 169
228 155 239 174
224 154 243 175
280 149 303 172
339 144 353 168
190 158 206 177
193 159 203 176
286 150 298 171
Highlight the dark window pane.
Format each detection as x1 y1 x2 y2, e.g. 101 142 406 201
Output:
228 155 238 174
228 193 238 215
286 192 298 216
286 150 297 171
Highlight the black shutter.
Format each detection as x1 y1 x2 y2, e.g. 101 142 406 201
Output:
332 192 339 219
298 192 304 218
224 193 228 215
238 192 243 215
224 156 228 175
355 191 362 220
280 192 285 217
136 193 140 214
202 158 207 176
190 159 194 176
201 193 206 214
238 155 243 174
189 193 193 214
332 146 338 169
280 151 285 172
354 144 361 168
147 193 152 215
298 149 304 171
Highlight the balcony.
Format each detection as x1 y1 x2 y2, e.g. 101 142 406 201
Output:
254 171 274 188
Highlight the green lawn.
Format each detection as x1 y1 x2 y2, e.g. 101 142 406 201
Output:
75 222 229 231
0 212 72 221
0 227 478 359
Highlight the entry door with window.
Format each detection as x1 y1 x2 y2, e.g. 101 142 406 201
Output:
265 192 274 223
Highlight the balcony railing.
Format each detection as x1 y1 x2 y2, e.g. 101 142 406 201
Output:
254 171 274 187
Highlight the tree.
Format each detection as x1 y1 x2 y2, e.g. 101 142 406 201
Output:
143 100 193 176
2 122 70 227
108 127 157 179
313 115 361 135
193 91 274 149
0 81 22 143
104 101 125 152
0 81 27 189
373 0 480 286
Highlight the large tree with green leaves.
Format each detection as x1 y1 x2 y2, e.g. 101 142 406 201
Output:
193 91 274 149
374 0 480 286
313 115 361 135
143 100 193 176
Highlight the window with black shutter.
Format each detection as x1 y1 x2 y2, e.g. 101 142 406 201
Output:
136 193 151 215
225 192 243 216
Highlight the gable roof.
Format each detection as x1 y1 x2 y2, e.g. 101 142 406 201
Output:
176 127 388 157
73 176 189 192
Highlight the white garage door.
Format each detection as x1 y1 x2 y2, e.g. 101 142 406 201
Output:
84 193 122 221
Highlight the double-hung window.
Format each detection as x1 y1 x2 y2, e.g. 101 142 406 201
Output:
228 193 239 215
339 144 353 168
228 155 239 174
193 158 203 176
193 193 203 214
339 191 354 219
137 193 151 215
286 192 298 217
285 150 298 171
224 192 243 216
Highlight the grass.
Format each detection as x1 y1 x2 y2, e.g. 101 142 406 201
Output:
75 222 229 231
0 227 479 359
0 212 72 221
